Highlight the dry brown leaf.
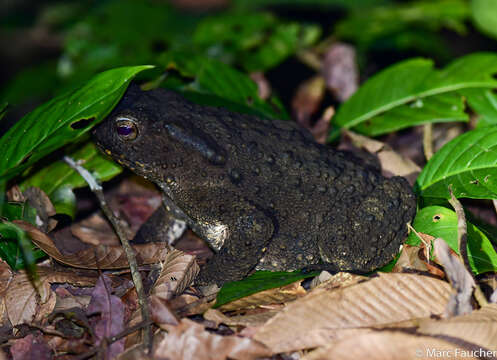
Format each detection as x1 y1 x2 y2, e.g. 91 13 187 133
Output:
393 244 430 273
418 303 497 350
15 221 170 269
116 343 152 360
0 259 13 295
322 42 359 102
344 130 421 182
0 259 13 327
204 308 278 328
152 249 198 300
150 295 180 328
5 267 96 326
253 273 452 353
154 318 271 360
71 213 120 246
303 330 479 360
218 280 307 312
313 271 366 291
6 271 53 326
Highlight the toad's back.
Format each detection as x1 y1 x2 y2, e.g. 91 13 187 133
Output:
93 85 416 285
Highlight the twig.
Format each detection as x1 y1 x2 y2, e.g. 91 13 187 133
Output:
447 186 488 307
64 156 152 352
423 123 434 161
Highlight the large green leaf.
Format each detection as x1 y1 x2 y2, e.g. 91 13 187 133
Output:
215 270 319 308
472 0 497 39
20 142 122 217
333 53 497 136
159 51 287 120
416 127 497 199
406 206 497 274
354 93 467 136
0 65 152 182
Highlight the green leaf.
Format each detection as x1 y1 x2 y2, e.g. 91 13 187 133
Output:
336 0 469 47
416 127 497 199
462 88 497 127
233 0 392 10
0 222 45 271
0 63 59 105
354 93 467 136
472 0 497 39
193 12 320 72
20 142 122 217
158 51 287 120
62 0 198 81
407 206 497 274
215 270 319 308
333 53 497 136
0 65 152 182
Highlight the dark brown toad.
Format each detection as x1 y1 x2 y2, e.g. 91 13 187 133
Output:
93 85 416 286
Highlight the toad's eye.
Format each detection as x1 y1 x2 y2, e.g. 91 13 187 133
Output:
115 117 138 140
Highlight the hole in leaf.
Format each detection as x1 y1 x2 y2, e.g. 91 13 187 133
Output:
70 118 95 130
246 96 254 106
433 214 442 222
470 179 479 185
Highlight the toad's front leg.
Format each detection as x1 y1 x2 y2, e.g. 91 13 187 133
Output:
195 205 274 287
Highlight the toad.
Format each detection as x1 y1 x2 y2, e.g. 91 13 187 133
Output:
93 85 416 286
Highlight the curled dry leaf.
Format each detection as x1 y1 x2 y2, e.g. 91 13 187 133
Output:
434 238 475 316
204 308 278 328
302 330 479 360
23 187 57 232
152 249 199 301
5 267 95 327
14 220 170 269
249 72 272 100
253 273 452 354
393 244 431 274
154 318 271 360
343 130 421 183
322 42 359 102
418 303 497 350
292 76 326 128
218 280 307 312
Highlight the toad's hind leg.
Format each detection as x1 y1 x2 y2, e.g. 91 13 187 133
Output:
318 176 416 272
